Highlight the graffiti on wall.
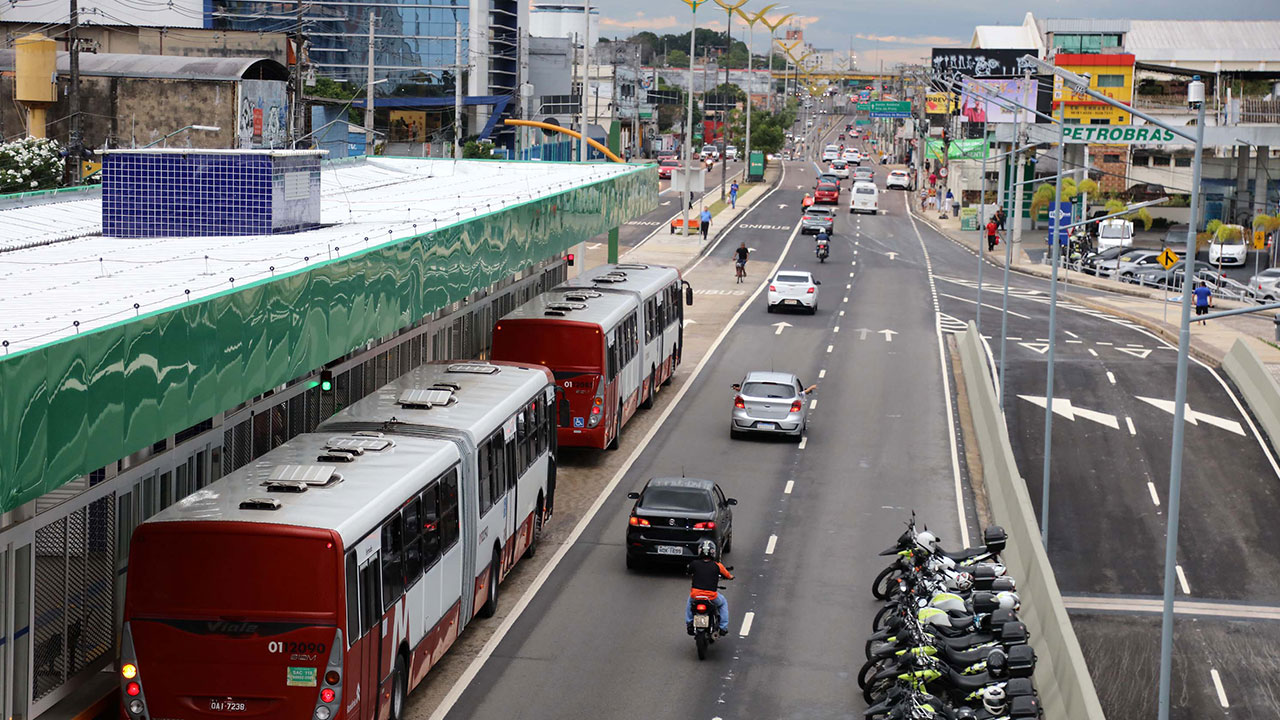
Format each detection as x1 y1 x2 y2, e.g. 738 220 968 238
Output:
237 79 289 149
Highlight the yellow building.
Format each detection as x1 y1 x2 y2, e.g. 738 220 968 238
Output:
1051 53 1135 125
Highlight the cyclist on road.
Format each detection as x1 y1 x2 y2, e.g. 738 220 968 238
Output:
734 242 749 283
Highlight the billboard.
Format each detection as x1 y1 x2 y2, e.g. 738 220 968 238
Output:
237 79 288 149
924 93 955 114
930 49 1038 78
959 77 1036 124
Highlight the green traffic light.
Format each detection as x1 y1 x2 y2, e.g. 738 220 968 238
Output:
321 380 332 392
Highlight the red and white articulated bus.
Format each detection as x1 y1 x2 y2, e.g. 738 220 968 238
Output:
491 264 691 450
120 362 556 720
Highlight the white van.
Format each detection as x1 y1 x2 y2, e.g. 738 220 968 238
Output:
850 181 878 215
1096 219 1134 251
1209 224 1248 266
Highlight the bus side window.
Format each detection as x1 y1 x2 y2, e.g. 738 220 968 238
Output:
607 338 617 381
439 468 460 549
402 498 424 586
381 520 404 610
359 560 380 639
489 435 507 499
421 482 442 568
478 440 492 513
345 553 360 646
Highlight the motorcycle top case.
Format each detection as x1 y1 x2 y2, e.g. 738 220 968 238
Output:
971 592 1000 615
989 577 1016 593
1010 694 1041 719
996 620 1029 646
983 525 1008 554
1007 644 1036 679
1004 677 1036 698
989 608 1019 628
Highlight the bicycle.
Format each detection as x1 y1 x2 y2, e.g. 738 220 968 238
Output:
735 260 746 284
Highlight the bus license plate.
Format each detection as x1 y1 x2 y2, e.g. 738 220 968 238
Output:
656 545 683 556
693 615 710 628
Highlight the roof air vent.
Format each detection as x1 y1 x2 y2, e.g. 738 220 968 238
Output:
265 480 309 493
398 387 457 408
239 497 282 511
268 464 341 487
545 301 587 312
562 289 602 301
327 436 394 452
446 363 500 375
614 263 649 270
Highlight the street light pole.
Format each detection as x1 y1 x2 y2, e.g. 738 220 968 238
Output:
1039 100 1067 548
679 0 707 236
1157 77 1208 720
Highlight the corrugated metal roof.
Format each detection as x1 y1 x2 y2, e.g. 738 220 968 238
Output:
1041 18 1130 34
0 50 286 81
1126 20 1280 63
0 157 640 354
1 199 103 252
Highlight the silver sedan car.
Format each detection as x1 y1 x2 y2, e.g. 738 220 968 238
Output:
729 371 816 441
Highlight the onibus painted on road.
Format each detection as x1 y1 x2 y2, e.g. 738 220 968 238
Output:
492 263 691 450
120 362 558 720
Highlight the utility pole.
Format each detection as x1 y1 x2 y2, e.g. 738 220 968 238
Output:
292 0 307 147
67 0 82 184
454 20 463 158
579 0 592 163
364 11 377 156
720 25 729 202
681 3 697 238
572 31 580 160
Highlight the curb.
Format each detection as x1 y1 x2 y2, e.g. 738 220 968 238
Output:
1063 293 1224 367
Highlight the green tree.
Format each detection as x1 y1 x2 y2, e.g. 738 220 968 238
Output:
751 125 785 155
462 140 495 159
667 49 689 68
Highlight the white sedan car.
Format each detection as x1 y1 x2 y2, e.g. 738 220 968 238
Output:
767 270 821 314
828 160 851 179
886 170 912 190
842 149 860 164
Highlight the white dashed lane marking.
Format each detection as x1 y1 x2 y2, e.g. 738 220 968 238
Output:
765 535 778 555
784 480 794 494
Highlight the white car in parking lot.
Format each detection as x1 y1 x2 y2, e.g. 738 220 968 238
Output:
885 170 911 190
1209 224 1248 266
767 270 821 314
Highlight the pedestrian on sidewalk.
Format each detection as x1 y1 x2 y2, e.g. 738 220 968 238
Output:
730 181 739 209
986 219 1000 253
928 171 937 188
947 189 958 219
1194 281 1213 324
995 207 1007 231
700 207 712 241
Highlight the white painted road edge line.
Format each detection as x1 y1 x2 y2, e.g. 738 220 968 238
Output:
784 480 795 494
1176 564 1191 594
1210 668 1229 708
1106 371 1116 385
765 535 778 555
905 195 971 548
426 209 808 720
798 436 808 450
818 368 827 379
1147 482 1161 506
739 611 755 637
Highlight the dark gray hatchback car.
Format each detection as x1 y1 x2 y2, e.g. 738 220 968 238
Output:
625 477 736 568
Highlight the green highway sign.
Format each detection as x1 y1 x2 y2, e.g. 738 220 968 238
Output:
1062 125 1190 145
857 101 912 118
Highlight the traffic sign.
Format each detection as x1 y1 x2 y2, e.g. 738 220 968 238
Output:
1157 248 1179 269
1047 202 1072 244
857 101 912 119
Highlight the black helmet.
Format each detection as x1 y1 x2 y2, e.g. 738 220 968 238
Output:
986 648 1008 679
697 539 717 558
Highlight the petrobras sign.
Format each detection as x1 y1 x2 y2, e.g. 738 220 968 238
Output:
1062 125 1190 145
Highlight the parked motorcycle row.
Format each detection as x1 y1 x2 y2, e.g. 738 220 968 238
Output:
861 514 1043 719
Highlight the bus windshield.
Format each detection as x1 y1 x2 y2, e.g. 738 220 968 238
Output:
127 524 340 621
493 322 604 374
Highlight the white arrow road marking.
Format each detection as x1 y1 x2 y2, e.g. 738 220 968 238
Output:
778 203 789 209
1116 347 1153 359
886 251 898 260
586 243 602 249
772 321 792 335
1019 342 1050 355
854 328 871 340
879 329 898 342
1018 395 1119 429
1135 397 1245 435
683 319 697 327
660 200 671 206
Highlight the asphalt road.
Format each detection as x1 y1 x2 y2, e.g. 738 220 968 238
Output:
438 127 973 719
870 147 1280 718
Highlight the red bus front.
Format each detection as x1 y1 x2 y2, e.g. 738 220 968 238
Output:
491 319 616 449
121 522 349 720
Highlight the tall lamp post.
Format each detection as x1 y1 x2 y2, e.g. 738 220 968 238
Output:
733 3 777 175
677 0 712 236
758 11 792 113
712 0 748 202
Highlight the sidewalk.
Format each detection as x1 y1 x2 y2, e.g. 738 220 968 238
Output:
911 204 1280 369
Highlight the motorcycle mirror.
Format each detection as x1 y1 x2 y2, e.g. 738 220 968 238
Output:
726 498 738 506
626 491 640 499
731 383 741 391
815 280 822 285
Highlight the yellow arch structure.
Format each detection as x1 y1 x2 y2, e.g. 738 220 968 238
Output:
503 119 625 163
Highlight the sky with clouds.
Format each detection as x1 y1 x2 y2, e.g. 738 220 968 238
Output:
589 0 1280 68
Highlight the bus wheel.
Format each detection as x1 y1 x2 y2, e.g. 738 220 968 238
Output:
641 368 656 409
389 653 407 720
607 405 622 450
479 550 501 618
524 497 543 559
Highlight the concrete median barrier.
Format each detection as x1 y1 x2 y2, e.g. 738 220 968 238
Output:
957 322 1107 720
1223 338 1280 454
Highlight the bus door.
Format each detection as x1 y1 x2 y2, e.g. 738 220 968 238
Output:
351 550 382 720
501 416 519 570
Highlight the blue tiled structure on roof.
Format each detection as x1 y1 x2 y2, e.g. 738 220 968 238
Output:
101 150 323 237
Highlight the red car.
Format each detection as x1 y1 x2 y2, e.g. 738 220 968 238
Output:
658 159 680 179
814 181 840 204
